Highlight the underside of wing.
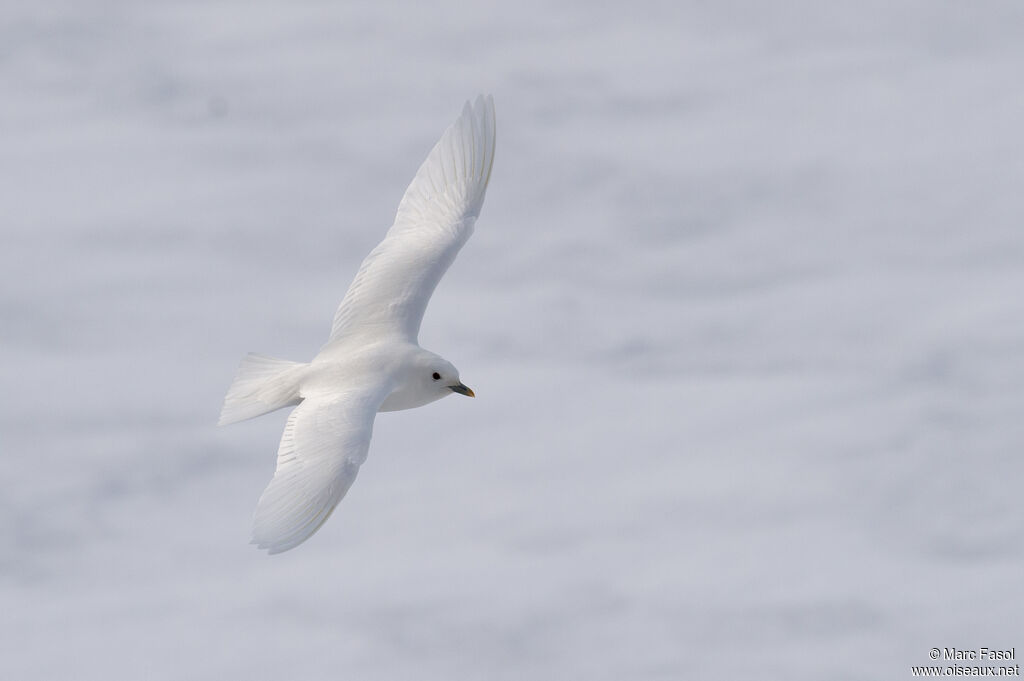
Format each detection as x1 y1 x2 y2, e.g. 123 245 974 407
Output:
391 94 497 232
324 95 496 346
251 387 387 554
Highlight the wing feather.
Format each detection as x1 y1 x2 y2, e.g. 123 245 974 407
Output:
322 95 496 347
250 385 389 554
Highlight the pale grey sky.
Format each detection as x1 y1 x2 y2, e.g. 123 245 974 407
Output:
2 2 1023 679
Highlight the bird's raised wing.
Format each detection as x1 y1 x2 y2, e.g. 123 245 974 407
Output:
250 384 390 554
323 95 496 347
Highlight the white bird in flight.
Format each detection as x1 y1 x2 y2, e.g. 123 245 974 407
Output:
219 95 496 554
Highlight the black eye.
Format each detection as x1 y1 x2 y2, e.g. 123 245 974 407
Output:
432 372 441 380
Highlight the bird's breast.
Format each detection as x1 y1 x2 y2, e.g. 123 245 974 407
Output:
378 384 446 412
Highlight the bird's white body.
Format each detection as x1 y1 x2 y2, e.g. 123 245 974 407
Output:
311 342 458 412
219 96 496 554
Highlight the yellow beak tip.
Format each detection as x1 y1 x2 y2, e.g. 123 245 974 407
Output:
450 383 475 398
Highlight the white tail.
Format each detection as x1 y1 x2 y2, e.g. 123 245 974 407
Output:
218 354 307 426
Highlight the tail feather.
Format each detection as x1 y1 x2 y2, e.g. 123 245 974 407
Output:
218 354 306 426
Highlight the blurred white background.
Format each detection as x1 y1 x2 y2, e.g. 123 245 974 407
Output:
2 1 1022 679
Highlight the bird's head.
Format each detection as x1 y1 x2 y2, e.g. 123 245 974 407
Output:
379 349 475 413
420 354 474 400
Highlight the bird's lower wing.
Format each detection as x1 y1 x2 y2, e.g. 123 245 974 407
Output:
323 95 496 347
251 385 389 554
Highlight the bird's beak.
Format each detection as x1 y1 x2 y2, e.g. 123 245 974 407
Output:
449 382 475 398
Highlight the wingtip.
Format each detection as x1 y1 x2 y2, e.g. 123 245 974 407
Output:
465 93 494 118
250 538 286 555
